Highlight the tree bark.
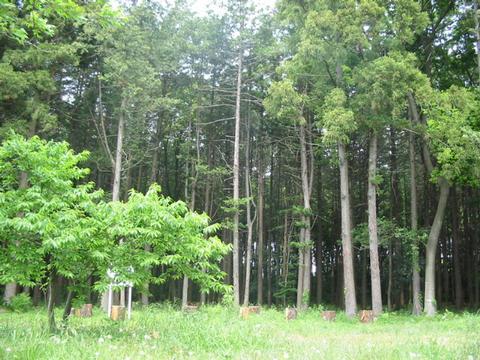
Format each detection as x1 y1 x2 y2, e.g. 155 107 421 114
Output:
424 178 450 316
367 133 382 316
474 0 480 84
408 92 451 316
257 145 265 305
338 141 357 317
410 133 422 315
452 188 464 309
243 118 254 306
297 122 312 309
47 271 57 333
232 46 243 307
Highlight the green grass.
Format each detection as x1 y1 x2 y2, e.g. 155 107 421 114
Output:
0 305 479 359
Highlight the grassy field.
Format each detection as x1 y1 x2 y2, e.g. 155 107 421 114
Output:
0 305 479 359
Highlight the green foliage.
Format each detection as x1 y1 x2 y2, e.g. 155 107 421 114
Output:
5 293 33 313
264 79 305 125
99 184 231 295
320 88 356 144
421 86 480 186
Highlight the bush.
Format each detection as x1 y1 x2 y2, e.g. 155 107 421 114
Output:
7 293 33 313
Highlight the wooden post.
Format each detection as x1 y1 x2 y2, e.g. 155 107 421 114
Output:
111 305 125 321
285 307 297 320
359 310 374 323
127 285 132 320
322 310 336 321
248 305 261 314
80 304 93 317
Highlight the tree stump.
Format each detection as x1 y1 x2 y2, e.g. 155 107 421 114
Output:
183 305 198 313
322 310 336 321
248 306 261 314
239 306 250 320
80 304 93 317
285 307 297 320
359 310 374 323
111 305 125 321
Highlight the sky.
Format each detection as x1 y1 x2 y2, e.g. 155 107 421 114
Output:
186 0 277 16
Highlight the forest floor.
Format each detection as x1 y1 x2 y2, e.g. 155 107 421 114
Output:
0 305 479 359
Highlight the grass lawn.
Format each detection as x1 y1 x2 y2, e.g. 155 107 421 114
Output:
0 305 479 359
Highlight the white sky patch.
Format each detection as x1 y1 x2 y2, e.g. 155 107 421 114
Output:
190 0 276 16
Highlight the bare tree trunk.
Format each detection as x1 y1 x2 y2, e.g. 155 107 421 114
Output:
101 97 126 312
316 167 323 304
474 0 480 84
47 270 57 333
338 142 357 317
232 47 243 307
424 179 450 316
112 99 126 203
243 119 254 306
408 92 450 316
452 188 464 309
368 134 382 316
410 133 422 315
297 123 312 309
257 145 265 305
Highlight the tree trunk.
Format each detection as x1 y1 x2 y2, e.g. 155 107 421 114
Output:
367 133 382 316
257 143 265 306
452 188 464 309
474 0 480 84
297 123 312 309
410 133 422 315
315 167 323 304
232 46 243 307
338 141 357 317
47 271 57 333
243 118 254 306
424 179 450 316
62 288 74 323
101 97 126 312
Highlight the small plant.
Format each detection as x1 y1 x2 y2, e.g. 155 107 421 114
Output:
7 293 33 313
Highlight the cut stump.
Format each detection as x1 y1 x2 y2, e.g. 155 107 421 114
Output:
70 304 93 318
239 307 250 320
322 310 336 321
80 304 93 317
285 307 297 320
183 305 198 313
111 305 125 321
248 306 261 314
240 306 261 320
359 310 374 323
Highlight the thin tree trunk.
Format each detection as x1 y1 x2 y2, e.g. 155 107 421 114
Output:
62 288 74 323
338 142 357 317
296 123 312 309
243 118 254 306
474 0 480 84
424 179 450 316
368 133 382 315
47 271 57 333
232 46 243 307
101 97 126 312
257 142 265 306
452 188 464 309
410 133 422 315
408 92 451 316
316 166 323 304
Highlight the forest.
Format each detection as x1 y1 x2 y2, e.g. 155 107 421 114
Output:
1 0 480 357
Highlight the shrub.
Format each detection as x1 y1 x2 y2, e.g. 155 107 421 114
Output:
7 293 33 313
